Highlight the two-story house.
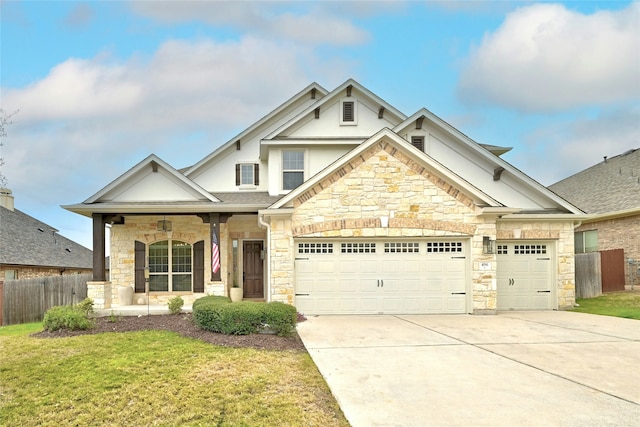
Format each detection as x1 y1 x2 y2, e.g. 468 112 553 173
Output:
64 79 584 314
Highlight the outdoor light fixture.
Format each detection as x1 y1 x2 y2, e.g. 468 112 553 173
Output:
482 236 496 254
157 217 172 232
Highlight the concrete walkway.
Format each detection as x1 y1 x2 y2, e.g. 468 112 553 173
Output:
297 311 640 427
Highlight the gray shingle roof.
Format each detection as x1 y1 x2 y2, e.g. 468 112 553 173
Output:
211 192 285 206
549 148 640 214
0 206 93 269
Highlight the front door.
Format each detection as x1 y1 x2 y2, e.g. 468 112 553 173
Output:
243 241 264 299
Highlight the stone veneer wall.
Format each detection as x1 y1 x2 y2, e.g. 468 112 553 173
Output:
110 215 220 305
576 214 640 288
497 220 576 309
270 142 499 312
268 141 577 312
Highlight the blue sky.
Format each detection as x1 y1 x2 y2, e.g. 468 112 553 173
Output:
1 1 638 250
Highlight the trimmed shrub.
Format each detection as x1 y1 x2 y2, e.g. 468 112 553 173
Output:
167 296 184 314
192 297 298 336
43 305 94 332
192 295 230 310
262 302 297 337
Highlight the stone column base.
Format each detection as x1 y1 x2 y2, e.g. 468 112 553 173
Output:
205 282 225 296
87 281 112 309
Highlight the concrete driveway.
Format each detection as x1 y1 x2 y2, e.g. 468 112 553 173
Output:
297 312 640 427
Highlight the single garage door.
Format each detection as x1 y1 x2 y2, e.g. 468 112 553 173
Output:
294 239 468 315
497 241 555 310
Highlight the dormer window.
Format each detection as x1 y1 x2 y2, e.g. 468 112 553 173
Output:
341 99 357 125
236 163 259 187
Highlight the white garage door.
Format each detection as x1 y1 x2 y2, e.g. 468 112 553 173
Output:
497 242 555 310
294 240 468 315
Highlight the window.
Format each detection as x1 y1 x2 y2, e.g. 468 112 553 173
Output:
235 163 259 186
298 243 334 254
514 244 547 255
426 241 463 253
384 242 420 253
149 240 192 292
411 136 424 151
575 230 598 253
4 269 17 280
283 151 304 190
341 242 376 253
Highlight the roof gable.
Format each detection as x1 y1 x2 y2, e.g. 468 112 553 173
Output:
84 154 217 204
270 128 499 210
185 82 328 178
262 79 407 143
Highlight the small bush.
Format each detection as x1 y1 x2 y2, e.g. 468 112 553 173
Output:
43 305 94 332
192 298 297 336
167 296 184 314
262 302 297 336
75 298 94 315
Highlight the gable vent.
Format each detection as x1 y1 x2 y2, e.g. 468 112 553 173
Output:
343 101 354 122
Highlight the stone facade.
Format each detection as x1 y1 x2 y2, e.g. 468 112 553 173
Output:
109 215 215 306
267 141 577 312
497 220 576 309
576 214 640 288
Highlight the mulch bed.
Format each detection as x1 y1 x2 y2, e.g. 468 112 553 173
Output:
32 313 307 352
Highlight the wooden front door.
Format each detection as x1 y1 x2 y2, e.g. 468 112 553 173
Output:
243 241 264 298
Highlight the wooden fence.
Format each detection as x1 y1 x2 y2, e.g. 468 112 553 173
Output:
575 249 626 299
1 274 91 326
575 252 602 299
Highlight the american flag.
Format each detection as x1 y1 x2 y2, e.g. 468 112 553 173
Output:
211 232 220 274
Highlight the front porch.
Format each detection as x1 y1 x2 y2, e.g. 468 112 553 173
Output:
90 213 269 309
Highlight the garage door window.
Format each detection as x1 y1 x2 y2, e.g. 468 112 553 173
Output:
384 242 420 253
341 242 376 253
426 242 463 253
514 244 547 255
298 243 334 254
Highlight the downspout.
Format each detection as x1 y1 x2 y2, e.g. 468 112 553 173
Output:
258 212 271 303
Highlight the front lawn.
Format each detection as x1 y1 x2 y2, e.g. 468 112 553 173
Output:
572 291 640 320
0 323 349 426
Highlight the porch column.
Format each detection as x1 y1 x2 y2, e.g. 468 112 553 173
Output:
210 213 221 282
92 213 106 281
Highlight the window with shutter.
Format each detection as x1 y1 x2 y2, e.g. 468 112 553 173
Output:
236 163 259 186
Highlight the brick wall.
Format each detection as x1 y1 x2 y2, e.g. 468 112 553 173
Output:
577 214 640 287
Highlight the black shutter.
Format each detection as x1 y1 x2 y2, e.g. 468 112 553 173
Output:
235 164 240 186
254 163 259 185
193 240 204 293
134 241 146 293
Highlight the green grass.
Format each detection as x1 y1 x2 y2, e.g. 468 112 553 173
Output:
0 324 349 426
572 291 640 320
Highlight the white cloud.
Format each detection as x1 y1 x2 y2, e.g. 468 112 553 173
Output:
1 36 353 210
510 106 640 185
129 1 370 45
458 2 640 112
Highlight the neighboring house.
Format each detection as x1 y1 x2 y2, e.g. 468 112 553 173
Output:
64 79 584 314
0 188 93 284
549 149 640 289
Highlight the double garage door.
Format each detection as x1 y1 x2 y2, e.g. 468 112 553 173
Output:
294 239 468 315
